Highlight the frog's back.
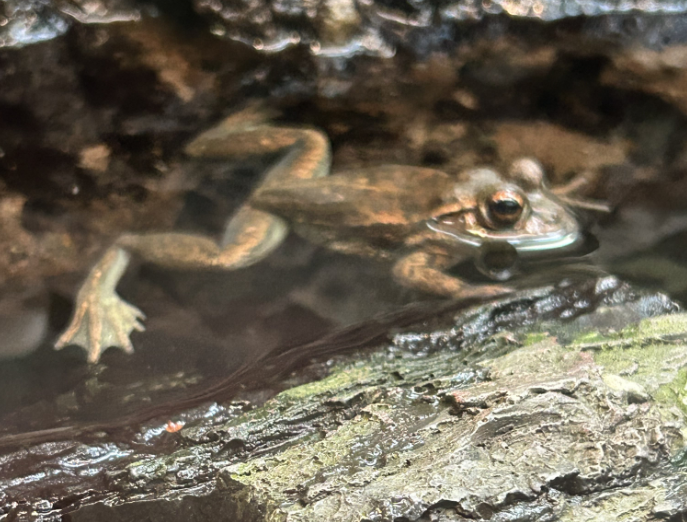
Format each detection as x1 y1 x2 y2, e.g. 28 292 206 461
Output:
251 165 451 233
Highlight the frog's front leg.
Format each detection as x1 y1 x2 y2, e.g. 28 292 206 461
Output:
392 251 513 299
57 111 331 362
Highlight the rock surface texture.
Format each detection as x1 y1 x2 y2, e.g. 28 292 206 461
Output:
2 278 687 521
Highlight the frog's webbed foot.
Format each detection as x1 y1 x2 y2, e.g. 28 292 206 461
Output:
55 248 145 363
393 251 514 299
55 292 145 363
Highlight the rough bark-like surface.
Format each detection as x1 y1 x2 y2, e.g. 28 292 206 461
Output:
2 277 687 521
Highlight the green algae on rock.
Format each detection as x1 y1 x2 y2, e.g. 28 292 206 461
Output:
3 278 687 521
214 317 687 520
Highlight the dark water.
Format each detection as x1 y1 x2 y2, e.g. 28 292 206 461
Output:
2 15 687 451
0 189 676 445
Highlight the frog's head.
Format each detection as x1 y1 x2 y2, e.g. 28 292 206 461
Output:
428 158 582 253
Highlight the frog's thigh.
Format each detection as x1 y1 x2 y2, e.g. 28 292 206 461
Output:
392 251 510 298
186 123 331 184
178 115 332 271
119 206 288 271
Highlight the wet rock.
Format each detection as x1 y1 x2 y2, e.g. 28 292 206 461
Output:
0 2 687 521
602 43 687 117
0 0 143 48
195 0 687 60
1 278 686 521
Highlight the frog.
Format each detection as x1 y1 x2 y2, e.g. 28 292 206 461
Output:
55 106 601 363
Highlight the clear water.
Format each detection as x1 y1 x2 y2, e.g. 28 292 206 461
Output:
1 15 687 450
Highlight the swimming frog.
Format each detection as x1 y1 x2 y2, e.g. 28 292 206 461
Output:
55 107 597 363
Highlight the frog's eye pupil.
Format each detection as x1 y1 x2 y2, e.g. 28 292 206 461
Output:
487 190 524 225
492 199 520 215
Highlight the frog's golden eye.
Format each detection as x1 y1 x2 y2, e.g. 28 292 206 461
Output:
486 190 525 226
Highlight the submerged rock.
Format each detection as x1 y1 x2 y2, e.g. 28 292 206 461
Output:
0 0 143 48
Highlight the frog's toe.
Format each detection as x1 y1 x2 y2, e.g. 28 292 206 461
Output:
458 284 514 300
55 294 146 363
112 301 146 354
479 284 515 297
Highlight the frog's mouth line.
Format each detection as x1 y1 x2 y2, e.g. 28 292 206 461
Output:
426 219 581 252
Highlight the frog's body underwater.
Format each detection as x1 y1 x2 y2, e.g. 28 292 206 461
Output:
56 107 599 363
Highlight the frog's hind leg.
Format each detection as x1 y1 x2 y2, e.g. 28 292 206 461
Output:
186 108 332 260
55 213 289 364
185 106 331 184
57 110 332 362
185 107 332 260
